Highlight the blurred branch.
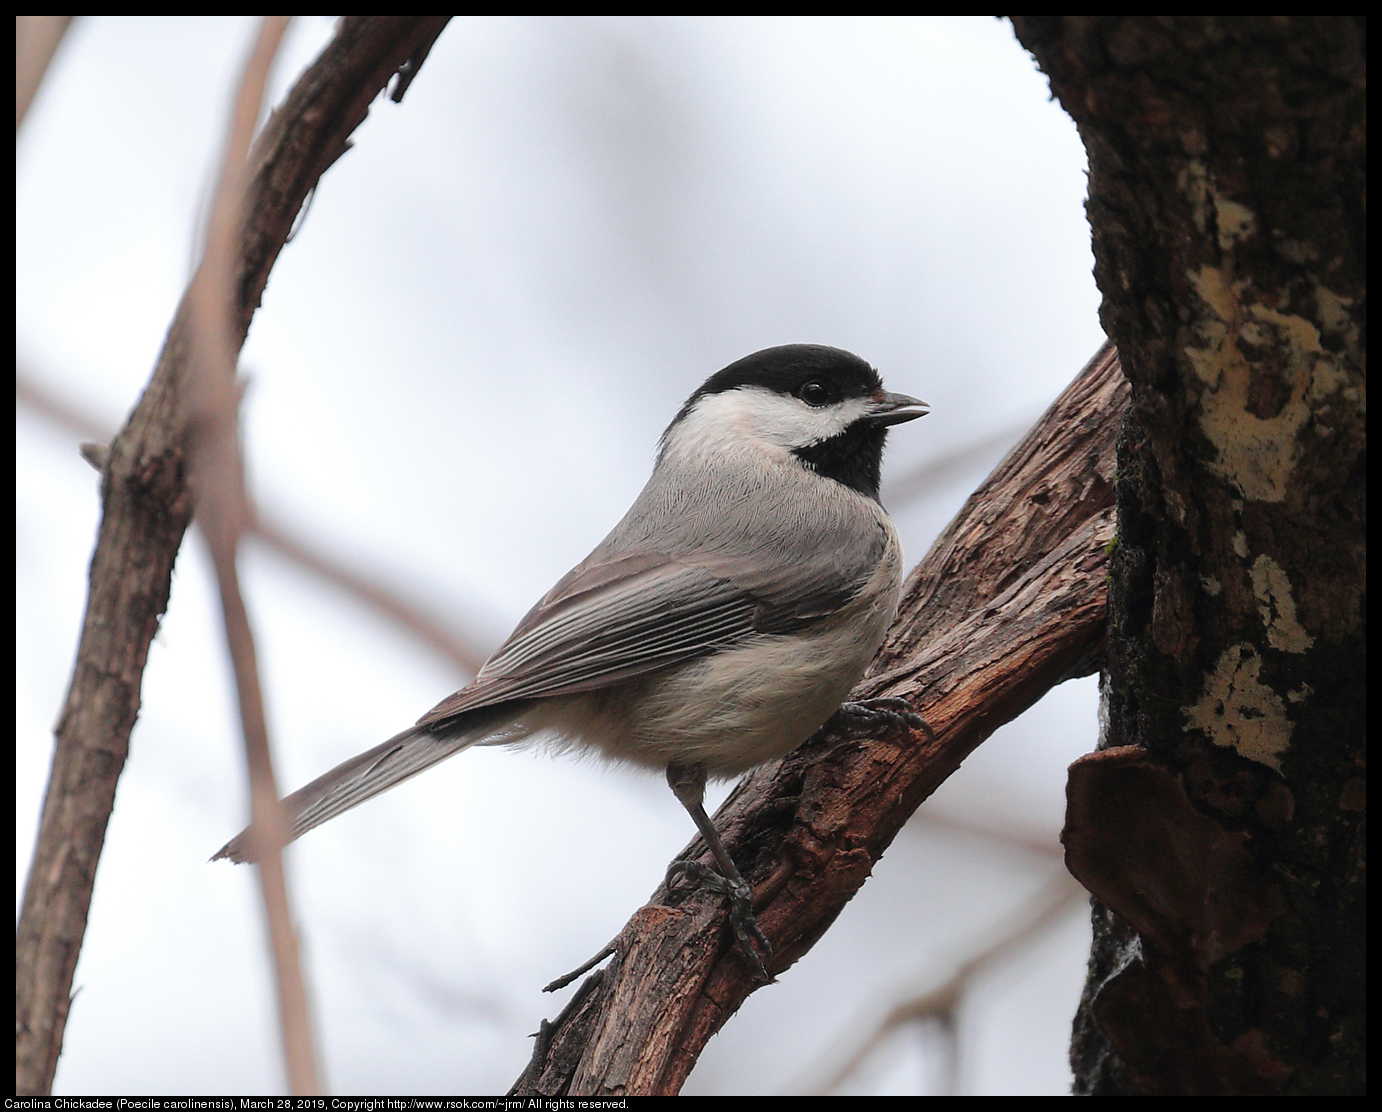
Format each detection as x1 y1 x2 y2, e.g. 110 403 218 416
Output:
882 409 1042 509
15 16 74 133
511 341 1124 1097
801 872 1086 1095
17 366 487 676
181 16 321 1094
250 520 487 675
784 817 1071 1094
15 17 453 1096
912 808 1063 862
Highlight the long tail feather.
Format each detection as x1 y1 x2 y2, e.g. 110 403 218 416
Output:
212 711 508 863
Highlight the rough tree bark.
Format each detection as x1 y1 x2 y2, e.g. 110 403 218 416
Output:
511 343 1129 1095
15 18 453 1095
1009 17 1365 1095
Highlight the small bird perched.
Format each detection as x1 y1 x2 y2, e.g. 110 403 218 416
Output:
216 344 927 980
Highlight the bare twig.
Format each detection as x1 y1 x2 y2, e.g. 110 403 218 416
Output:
801 873 1086 1095
15 17 453 1095
511 342 1125 1096
251 518 488 675
882 409 1042 508
911 809 1064 862
181 16 324 1094
16 16 74 133
17 366 488 676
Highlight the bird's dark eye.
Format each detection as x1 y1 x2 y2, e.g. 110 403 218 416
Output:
798 381 831 407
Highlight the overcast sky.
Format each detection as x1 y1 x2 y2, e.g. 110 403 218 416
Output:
17 16 1106 1095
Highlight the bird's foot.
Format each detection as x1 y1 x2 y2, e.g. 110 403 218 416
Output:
667 858 774 983
825 697 932 741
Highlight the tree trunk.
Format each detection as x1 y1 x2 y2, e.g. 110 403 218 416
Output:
1009 17 1365 1095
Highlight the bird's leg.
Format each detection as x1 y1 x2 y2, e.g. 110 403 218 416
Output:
665 760 773 982
817 696 932 743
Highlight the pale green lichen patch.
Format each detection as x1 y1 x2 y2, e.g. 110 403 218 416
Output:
1177 164 1357 504
1251 554 1314 653
1184 264 1315 503
1214 195 1257 251
1287 684 1313 704
1183 643 1293 770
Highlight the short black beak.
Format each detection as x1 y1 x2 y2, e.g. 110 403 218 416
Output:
865 390 929 427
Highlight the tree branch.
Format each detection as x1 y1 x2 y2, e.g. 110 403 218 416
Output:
15 17 452 1096
801 872 1086 1095
511 341 1127 1096
15 16 74 133
16 365 489 678
180 15 325 1094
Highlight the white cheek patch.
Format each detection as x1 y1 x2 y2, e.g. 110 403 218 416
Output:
672 387 872 455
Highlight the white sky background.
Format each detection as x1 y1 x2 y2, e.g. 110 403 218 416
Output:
16 16 1108 1096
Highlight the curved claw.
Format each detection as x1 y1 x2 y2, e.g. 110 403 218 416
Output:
667 859 774 982
829 697 930 740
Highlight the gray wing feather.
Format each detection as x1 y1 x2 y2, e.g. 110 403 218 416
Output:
417 561 758 724
214 471 890 862
418 516 889 726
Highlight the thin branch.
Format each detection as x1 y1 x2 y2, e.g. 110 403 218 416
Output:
250 519 487 675
882 408 1043 508
511 342 1125 1097
910 809 1064 862
17 366 488 676
16 16 74 133
181 16 324 1094
15 17 453 1096
800 873 1086 1095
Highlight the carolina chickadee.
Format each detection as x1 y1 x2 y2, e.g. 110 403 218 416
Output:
216 344 927 979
